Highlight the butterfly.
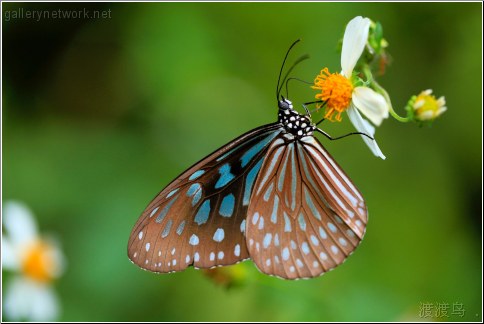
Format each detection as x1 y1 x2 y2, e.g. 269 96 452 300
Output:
128 40 369 279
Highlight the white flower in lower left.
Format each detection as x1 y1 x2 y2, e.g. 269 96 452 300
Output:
2 201 66 321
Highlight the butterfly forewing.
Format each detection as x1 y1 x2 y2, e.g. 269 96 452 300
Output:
246 135 367 279
128 123 283 272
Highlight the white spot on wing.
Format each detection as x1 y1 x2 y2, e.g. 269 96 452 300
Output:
328 222 337 233
296 259 304 268
319 226 327 239
189 234 199 246
284 212 291 232
263 183 274 202
149 207 159 217
274 233 280 246
282 247 290 261
252 212 260 225
258 216 265 230
331 245 339 254
301 242 310 255
213 228 225 242
263 233 272 248
310 235 319 246
339 237 348 246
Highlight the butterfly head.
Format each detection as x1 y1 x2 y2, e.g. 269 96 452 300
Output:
278 96 293 111
278 97 315 138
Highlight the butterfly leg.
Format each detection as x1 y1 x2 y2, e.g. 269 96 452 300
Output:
302 100 326 117
316 128 374 141
315 117 326 126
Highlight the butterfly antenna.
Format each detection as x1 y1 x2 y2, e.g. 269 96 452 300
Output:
279 55 310 98
276 39 301 101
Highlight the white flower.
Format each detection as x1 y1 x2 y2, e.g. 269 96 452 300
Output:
313 16 389 159
2 201 65 321
343 16 389 159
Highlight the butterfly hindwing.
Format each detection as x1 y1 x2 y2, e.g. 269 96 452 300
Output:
246 134 368 279
128 123 283 272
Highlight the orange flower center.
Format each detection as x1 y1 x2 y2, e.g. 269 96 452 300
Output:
22 241 57 283
312 68 354 122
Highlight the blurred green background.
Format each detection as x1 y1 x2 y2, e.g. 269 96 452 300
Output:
2 2 482 322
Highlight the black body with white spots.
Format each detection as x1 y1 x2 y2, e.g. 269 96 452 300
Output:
278 98 316 138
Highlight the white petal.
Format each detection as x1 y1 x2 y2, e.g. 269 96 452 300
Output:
437 106 447 115
2 201 38 245
3 277 31 321
3 278 60 321
352 87 389 126
347 106 386 159
30 281 60 321
437 96 446 106
413 99 424 109
419 110 435 120
2 237 20 270
341 16 371 78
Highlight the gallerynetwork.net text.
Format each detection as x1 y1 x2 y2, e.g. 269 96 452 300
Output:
4 8 112 22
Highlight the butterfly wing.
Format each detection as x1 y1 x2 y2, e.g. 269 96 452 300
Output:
128 123 283 272
246 134 367 279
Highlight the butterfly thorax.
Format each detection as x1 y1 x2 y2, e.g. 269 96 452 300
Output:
278 98 315 138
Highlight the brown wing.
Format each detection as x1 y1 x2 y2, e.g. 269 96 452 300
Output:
245 134 367 279
128 123 283 273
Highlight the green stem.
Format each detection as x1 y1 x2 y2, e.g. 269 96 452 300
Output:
362 65 411 123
